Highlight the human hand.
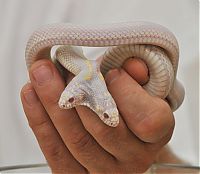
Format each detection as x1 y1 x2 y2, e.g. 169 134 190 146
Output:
21 58 174 173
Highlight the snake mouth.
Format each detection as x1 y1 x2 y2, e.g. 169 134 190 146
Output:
103 117 119 127
58 98 74 109
102 109 119 127
58 102 67 109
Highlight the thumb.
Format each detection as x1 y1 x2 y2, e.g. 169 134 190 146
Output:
122 58 149 85
105 68 174 143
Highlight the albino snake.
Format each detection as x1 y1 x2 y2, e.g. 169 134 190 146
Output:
25 22 185 127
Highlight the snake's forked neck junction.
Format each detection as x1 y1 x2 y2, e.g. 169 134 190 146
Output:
58 58 119 127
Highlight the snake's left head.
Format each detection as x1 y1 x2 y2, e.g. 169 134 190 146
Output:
58 89 85 109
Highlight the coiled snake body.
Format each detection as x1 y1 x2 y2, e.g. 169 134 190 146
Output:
25 22 185 127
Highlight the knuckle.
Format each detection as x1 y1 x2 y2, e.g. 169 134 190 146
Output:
134 118 156 142
135 99 174 142
69 131 92 151
29 117 49 131
30 121 67 161
92 123 114 141
29 121 56 147
46 145 66 162
69 132 98 161
30 124 78 173
36 88 61 108
33 87 60 106
46 147 71 173
41 92 59 106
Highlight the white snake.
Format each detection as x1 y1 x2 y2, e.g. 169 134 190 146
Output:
25 22 185 127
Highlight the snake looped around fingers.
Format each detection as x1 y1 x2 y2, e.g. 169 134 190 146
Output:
25 21 185 127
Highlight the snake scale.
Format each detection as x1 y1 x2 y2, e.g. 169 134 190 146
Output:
25 21 185 127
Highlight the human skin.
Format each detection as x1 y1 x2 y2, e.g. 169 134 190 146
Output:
21 58 175 173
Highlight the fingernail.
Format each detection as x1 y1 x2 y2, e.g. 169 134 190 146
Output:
23 89 38 106
32 65 53 85
105 69 121 85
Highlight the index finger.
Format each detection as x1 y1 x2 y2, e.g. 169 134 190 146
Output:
28 59 117 171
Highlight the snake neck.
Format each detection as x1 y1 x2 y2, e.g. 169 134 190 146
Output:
59 60 119 127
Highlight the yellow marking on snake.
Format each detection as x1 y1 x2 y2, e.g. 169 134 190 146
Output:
98 72 104 81
95 105 102 112
84 60 93 80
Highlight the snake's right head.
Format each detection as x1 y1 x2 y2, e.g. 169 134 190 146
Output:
100 107 119 127
58 89 85 109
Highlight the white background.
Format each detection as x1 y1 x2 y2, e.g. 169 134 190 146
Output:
0 0 199 167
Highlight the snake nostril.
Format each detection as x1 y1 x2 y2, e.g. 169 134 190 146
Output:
103 113 109 119
62 104 66 108
68 97 74 103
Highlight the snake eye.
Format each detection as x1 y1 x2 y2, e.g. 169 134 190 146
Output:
68 97 74 103
103 113 109 119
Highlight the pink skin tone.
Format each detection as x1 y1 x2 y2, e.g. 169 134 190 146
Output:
21 58 178 173
122 58 149 85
